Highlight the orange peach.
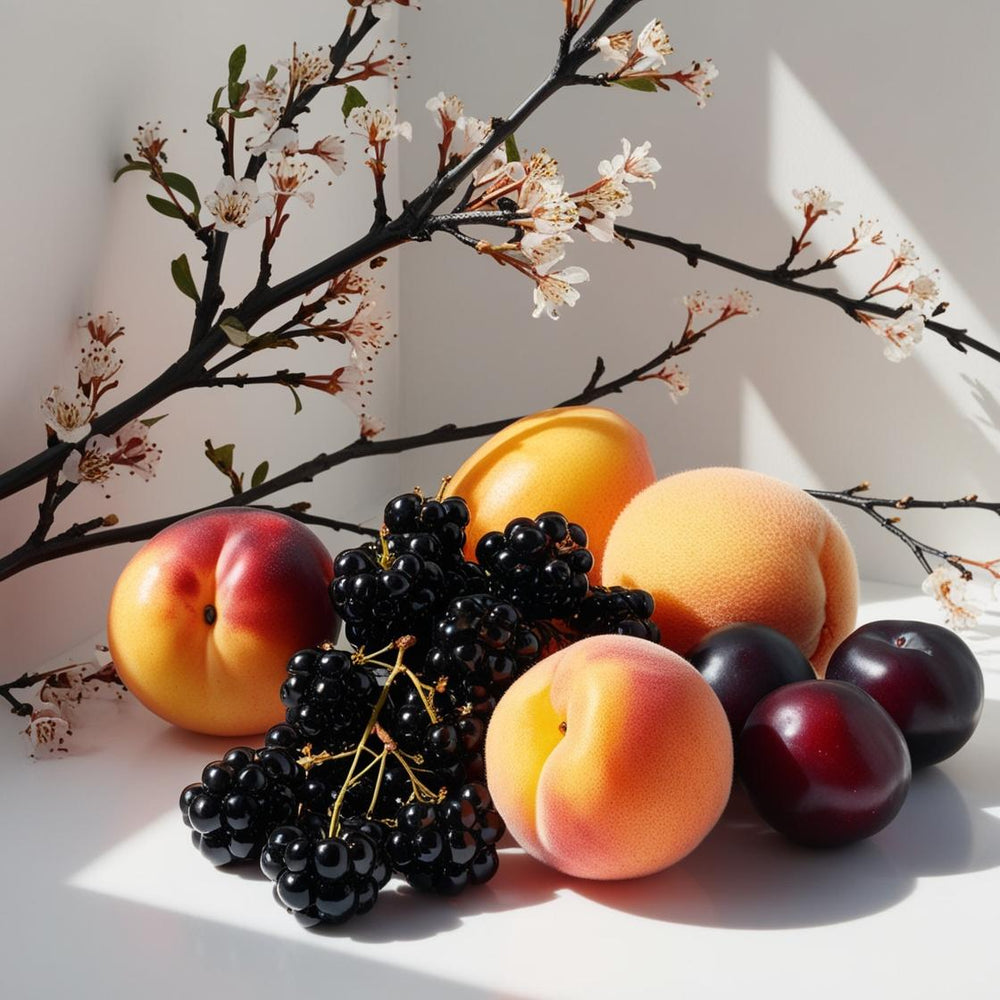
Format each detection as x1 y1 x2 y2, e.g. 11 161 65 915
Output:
107 508 339 735
447 406 655 577
601 467 859 674
485 634 732 880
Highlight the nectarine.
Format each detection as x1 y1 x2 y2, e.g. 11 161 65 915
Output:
485 634 733 880
107 508 339 735
447 406 655 577
601 467 858 674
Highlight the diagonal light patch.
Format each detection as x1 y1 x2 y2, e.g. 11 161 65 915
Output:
767 53 1000 459
740 375 823 486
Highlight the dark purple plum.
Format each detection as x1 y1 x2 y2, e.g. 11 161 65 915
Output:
825 619 984 768
686 623 816 740
737 680 911 847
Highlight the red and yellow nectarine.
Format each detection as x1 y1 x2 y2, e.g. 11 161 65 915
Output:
485 634 733 880
107 508 339 736
602 467 859 674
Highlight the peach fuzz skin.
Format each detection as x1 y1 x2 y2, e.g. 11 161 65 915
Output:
446 406 655 578
485 635 733 880
602 468 859 675
107 508 338 736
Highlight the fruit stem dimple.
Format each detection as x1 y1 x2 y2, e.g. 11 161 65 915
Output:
558 720 567 735
203 604 217 625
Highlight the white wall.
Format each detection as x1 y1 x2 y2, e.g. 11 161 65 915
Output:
397 0 1000 587
0 0 402 670
2 0 998 673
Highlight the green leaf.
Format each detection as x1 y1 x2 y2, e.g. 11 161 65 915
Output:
228 44 247 85
205 439 235 474
287 384 303 415
211 85 225 112
218 315 250 346
162 172 201 214
139 414 168 428
113 161 152 182
341 85 368 122
251 461 269 489
504 134 520 163
613 77 658 92
170 254 200 303
265 64 277 82
146 194 186 220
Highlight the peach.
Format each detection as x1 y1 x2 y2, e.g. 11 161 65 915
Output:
107 508 339 736
601 467 859 674
447 406 655 577
485 634 732 880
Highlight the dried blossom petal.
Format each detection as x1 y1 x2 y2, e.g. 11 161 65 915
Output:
922 564 980 629
645 363 689 402
894 239 919 265
41 387 92 443
23 707 72 756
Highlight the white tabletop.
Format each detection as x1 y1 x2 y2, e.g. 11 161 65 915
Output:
5 580 1000 1000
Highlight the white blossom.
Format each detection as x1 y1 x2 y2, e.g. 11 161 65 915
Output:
269 154 318 206
595 31 632 68
347 106 412 146
532 266 590 320
904 273 940 312
922 564 980 629
518 177 579 234
651 364 690 403
133 121 166 160
77 338 120 384
281 48 333 90
247 74 288 127
426 92 464 124
345 299 393 364
246 126 299 158
866 310 925 362
677 59 718 108
793 186 843 216
205 177 273 232
894 239 919 265
599 139 661 188
62 420 161 485
634 20 673 72
519 231 572 274
41 387 92 443
311 134 347 175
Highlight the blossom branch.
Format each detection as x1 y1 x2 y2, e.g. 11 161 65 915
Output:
615 224 995 362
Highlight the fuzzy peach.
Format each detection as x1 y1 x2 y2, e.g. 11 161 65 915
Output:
485 634 732 880
447 406 655 576
107 508 339 736
601 467 859 674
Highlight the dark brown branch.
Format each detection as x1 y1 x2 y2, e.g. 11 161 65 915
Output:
616 225 995 362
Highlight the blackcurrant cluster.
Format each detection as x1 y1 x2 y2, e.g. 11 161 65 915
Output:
424 593 541 715
181 488 660 930
476 513 593 619
387 782 504 895
568 586 662 643
279 646 379 750
179 746 303 866
261 823 392 927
